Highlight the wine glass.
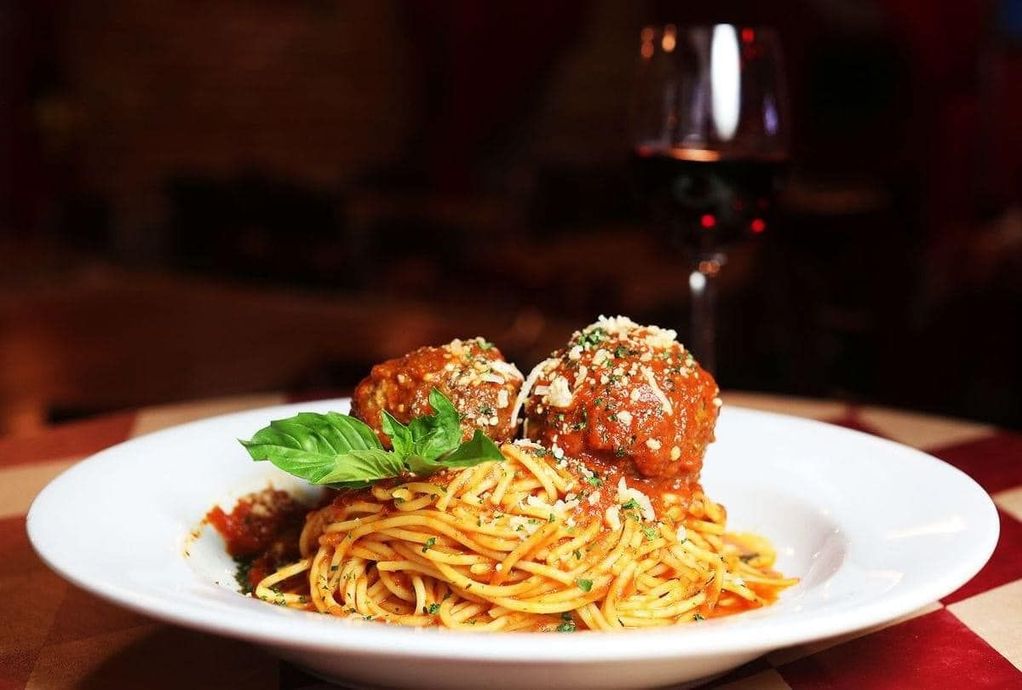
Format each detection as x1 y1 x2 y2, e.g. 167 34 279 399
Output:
632 25 789 374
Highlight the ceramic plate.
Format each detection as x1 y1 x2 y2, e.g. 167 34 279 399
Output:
27 400 999 689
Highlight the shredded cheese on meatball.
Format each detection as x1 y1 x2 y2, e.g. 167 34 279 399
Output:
641 366 673 416
544 376 573 408
511 357 556 428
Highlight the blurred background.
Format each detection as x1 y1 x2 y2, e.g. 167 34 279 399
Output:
1 0 1020 435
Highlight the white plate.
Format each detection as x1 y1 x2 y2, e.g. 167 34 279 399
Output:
27 400 999 690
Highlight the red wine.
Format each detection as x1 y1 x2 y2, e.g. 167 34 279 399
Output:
634 145 784 254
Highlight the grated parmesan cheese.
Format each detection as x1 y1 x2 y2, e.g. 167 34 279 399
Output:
642 366 673 415
509 515 540 537
490 359 524 380
604 505 622 530
510 358 555 428
615 478 656 521
545 376 573 408
594 315 640 335
573 365 588 390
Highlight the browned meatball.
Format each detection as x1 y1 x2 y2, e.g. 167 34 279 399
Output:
520 317 719 484
351 338 524 446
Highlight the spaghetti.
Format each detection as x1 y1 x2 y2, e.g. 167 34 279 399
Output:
250 442 796 631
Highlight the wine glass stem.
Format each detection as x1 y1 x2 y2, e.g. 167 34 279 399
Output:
689 254 723 374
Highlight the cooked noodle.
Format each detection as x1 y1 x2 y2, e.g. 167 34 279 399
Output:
253 443 796 631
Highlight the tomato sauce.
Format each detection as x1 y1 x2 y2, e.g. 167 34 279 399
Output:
205 488 309 592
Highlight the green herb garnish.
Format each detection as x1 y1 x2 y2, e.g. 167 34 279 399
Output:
577 578 593 592
556 612 577 632
621 498 640 511
422 536 437 553
234 556 254 594
240 389 503 489
576 327 606 349
585 475 604 487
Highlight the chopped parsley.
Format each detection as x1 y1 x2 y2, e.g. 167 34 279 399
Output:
422 536 437 553
233 556 255 594
577 327 606 349
548 513 556 523
425 603 441 615
556 612 577 632
577 578 594 592
693 613 705 622
478 340 494 350
642 526 659 541
585 475 604 487
573 549 583 559
621 498 640 511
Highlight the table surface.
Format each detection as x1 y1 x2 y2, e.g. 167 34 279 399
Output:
3 392 1020 689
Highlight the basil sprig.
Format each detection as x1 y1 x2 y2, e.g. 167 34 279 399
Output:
240 389 503 489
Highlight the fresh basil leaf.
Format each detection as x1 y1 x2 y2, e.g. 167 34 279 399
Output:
429 388 460 426
437 429 504 467
315 449 406 485
406 389 462 461
381 411 412 457
241 390 507 490
405 453 442 475
325 479 374 490
240 412 383 483
406 430 503 474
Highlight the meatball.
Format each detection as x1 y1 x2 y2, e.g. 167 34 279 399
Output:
520 316 720 483
351 337 523 446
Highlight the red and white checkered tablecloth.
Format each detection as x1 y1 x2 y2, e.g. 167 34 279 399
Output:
1 392 1019 689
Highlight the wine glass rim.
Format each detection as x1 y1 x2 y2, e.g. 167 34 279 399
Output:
639 23 781 35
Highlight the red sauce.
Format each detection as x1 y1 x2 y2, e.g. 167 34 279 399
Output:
350 338 523 446
205 488 309 592
524 321 719 492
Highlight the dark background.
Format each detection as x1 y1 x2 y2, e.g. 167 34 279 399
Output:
1 0 1020 434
